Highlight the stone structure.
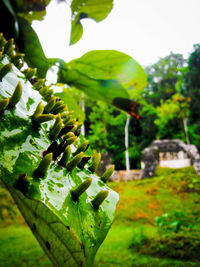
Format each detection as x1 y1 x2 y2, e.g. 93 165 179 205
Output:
141 139 200 178
110 170 142 182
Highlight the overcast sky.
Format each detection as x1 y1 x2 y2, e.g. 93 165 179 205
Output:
33 0 200 67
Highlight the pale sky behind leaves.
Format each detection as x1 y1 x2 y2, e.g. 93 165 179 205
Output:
33 0 200 67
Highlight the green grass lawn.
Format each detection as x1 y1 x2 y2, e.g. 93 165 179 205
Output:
0 166 200 266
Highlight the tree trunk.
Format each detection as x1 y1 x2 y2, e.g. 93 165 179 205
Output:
125 115 130 171
183 117 190 145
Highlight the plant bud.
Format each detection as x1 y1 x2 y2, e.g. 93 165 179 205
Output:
4 38 14 56
9 81 22 107
73 140 89 156
22 68 37 79
0 98 9 113
63 132 75 140
66 152 84 172
50 121 63 139
88 152 101 173
34 114 56 123
0 35 7 49
34 79 45 90
34 153 53 178
71 178 92 201
92 190 109 209
44 97 56 113
0 63 12 81
33 102 44 119
58 146 71 167
58 124 74 138
101 165 115 183
66 136 77 146
53 104 68 114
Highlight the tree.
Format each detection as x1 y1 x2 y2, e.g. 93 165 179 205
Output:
183 44 200 148
145 52 186 106
154 93 190 143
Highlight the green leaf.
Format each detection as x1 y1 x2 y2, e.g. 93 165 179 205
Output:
7 186 85 266
0 45 118 266
12 0 50 13
70 0 114 45
68 50 147 90
57 50 147 116
18 17 50 78
19 9 47 24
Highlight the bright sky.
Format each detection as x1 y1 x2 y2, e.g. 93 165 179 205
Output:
33 0 200 67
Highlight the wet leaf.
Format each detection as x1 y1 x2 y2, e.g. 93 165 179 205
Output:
57 50 147 116
12 0 50 12
70 0 114 45
0 50 118 266
18 17 50 78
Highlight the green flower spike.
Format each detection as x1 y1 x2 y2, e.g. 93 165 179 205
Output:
58 146 71 167
34 114 56 124
101 165 115 183
50 121 63 139
0 63 12 81
51 100 64 112
92 190 109 209
44 96 56 113
22 68 37 79
66 136 77 146
34 79 45 90
53 103 68 114
34 153 53 178
74 140 89 156
32 102 44 119
63 114 72 124
63 131 75 139
9 81 22 107
50 114 62 138
4 38 14 56
88 152 101 173
0 34 7 48
71 178 92 201
66 152 84 172
0 98 9 113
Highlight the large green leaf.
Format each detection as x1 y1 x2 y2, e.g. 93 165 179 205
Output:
18 17 51 78
0 39 118 266
57 50 147 117
68 50 147 90
70 0 114 45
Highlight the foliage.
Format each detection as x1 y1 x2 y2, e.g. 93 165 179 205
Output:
85 100 128 168
183 44 200 148
70 0 114 45
154 93 190 140
155 211 194 236
0 36 119 266
144 52 186 106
